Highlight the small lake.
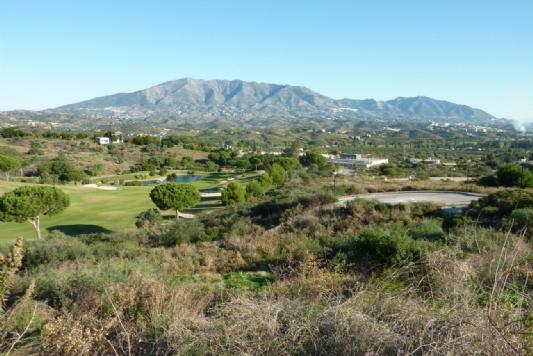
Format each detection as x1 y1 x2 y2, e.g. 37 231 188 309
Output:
144 175 202 185
167 175 201 183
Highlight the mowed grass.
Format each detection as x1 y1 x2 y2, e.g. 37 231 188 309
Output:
0 171 258 243
0 181 155 243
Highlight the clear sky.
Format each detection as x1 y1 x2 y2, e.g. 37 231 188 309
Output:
1 0 532 120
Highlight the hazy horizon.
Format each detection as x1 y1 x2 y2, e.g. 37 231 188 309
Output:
1 0 532 121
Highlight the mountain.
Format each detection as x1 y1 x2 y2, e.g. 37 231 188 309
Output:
58 78 338 121
44 78 499 126
338 96 495 122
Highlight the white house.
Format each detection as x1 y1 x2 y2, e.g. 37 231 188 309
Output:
329 157 389 169
352 158 389 168
409 158 441 165
96 137 110 145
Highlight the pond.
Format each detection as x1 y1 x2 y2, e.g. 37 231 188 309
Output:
144 175 201 185
166 175 201 183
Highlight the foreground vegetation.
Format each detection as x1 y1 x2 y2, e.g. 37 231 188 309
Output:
1 125 533 354
1 177 532 354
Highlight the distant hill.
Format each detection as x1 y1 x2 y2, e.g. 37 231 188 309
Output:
337 96 495 122
54 78 497 124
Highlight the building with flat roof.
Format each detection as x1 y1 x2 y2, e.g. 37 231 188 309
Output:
95 137 110 145
328 154 389 169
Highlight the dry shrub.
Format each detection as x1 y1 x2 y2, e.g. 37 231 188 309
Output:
207 297 323 355
226 229 318 265
151 242 246 274
423 249 476 302
281 211 328 238
39 267 532 355
41 273 218 355
224 229 280 262
331 284 528 355
105 273 214 322
271 257 360 302
41 313 108 355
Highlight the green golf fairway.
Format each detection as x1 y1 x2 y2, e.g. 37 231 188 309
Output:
0 181 156 243
0 172 259 243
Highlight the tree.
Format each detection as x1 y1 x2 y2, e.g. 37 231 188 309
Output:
496 164 533 188
208 150 232 167
86 163 104 177
299 152 327 167
249 156 262 171
268 163 287 186
246 180 266 201
379 164 399 177
149 183 200 219
0 186 70 239
0 127 27 138
28 142 44 155
39 159 86 183
222 182 246 206
299 152 333 176
0 155 21 181
180 156 195 170
130 135 159 145
205 160 219 172
257 173 273 190
284 139 301 158
272 157 299 172
163 156 178 168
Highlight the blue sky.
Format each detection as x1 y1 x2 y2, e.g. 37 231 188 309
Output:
1 0 532 120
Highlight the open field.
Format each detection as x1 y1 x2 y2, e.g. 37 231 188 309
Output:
0 172 257 242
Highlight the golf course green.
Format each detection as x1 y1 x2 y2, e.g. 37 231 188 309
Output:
0 172 255 243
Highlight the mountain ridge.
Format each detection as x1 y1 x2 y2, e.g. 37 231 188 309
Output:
26 78 500 125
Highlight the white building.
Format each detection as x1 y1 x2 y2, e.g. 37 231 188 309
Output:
340 153 363 160
96 137 110 145
352 158 389 168
321 153 337 160
409 158 441 165
327 154 389 169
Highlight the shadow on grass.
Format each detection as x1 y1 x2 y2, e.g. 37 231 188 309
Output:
47 224 112 236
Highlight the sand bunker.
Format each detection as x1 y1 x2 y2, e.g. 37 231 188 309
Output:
83 184 118 191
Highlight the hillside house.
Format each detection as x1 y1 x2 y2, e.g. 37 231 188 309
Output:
327 153 389 169
96 137 110 145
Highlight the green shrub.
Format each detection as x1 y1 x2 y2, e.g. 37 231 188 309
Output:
407 219 445 242
474 189 533 222
222 182 246 206
38 159 86 183
334 228 427 267
268 163 287 186
509 208 533 229
135 208 162 229
156 219 206 246
223 271 273 292
496 164 533 187
22 236 89 270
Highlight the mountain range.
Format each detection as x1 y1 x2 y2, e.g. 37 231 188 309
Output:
54 78 497 125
